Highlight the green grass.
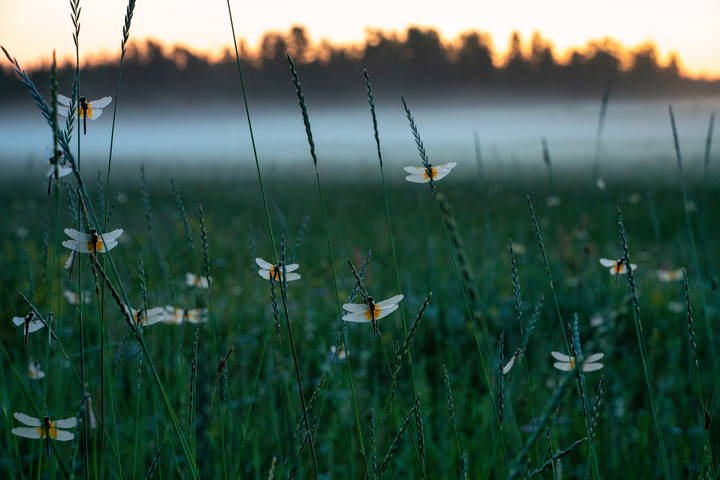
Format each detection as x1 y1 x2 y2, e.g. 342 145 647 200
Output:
1 170 718 478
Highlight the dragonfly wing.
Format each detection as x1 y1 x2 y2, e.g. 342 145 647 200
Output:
582 363 604 372
553 362 573 371
375 304 399 320
255 258 274 270
57 94 72 106
64 228 89 242
54 430 75 441
584 353 604 363
11 427 42 439
342 312 370 323
101 229 124 242
90 96 112 108
14 412 41 427
27 321 45 333
54 417 78 428
405 174 430 183
342 303 368 313
551 351 571 362
376 294 404 307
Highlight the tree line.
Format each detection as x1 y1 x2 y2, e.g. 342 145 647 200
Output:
2 26 717 103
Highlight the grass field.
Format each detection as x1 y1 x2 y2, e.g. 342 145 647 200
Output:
2 164 719 478
1 1 719 476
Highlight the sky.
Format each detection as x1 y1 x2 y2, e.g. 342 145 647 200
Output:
2 0 719 77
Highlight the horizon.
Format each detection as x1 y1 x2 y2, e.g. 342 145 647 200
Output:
5 28 708 81
2 0 719 78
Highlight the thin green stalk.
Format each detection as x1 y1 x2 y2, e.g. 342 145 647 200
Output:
669 106 716 357
100 3 136 472
363 69 420 399
682 270 714 476
222 5 322 476
288 54 369 477
617 208 671 479
593 81 612 184
198 205 229 479
277 242 318 479
401 97 508 474
443 365 468 479
703 112 715 183
473 129 483 185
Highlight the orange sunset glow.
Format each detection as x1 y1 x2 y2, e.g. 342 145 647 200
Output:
2 0 719 77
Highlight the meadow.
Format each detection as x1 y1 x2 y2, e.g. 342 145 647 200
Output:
1 1 720 478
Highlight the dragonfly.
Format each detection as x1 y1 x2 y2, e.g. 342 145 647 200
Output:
12 312 45 349
404 162 457 183
62 228 124 271
551 351 604 372
11 412 77 456
256 258 301 282
342 294 404 336
46 149 71 195
57 94 112 134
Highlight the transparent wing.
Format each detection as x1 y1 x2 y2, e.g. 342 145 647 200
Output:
62 240 81 252
14 412 41 427
53 430 75 441
27 321 45 333
374 304 399 320
12 317 24 326
57 94 72 106
553 362 573 371
584 353 604 363
630 263 638 271
89 96 112 109
54 417 77 428
64 228 89 242
90 109 102 120
101 229 124 242
582 363 604 372
258 269 271 280
342 303 368 313
255 258 273 270
285 272 301 281
599 258 616 267
342 312 370 323
11 427 42 439
377 294 404 307
283 263 299 273
502 355 517 375
405 175 430 184
437 162 457 170
103 240 119 252
64 251 75 270
550 351 571 362
403 166 425 174
433 169 452 181
63 251 75 270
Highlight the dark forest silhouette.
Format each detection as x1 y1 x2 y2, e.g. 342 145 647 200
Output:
2 26 718 103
